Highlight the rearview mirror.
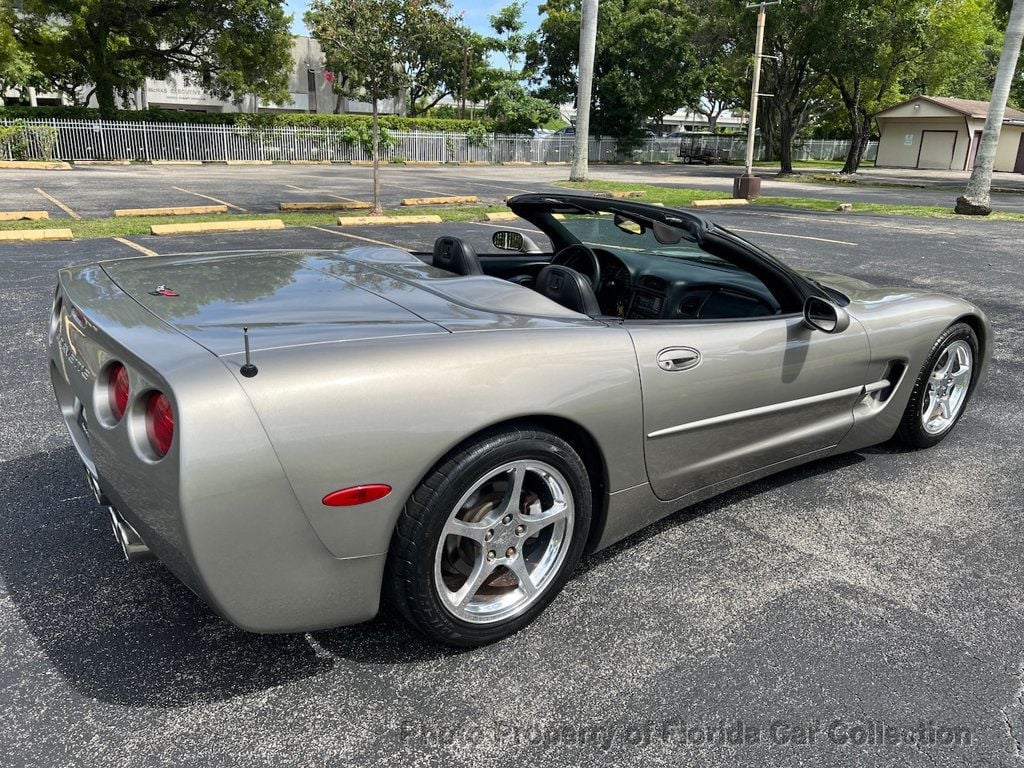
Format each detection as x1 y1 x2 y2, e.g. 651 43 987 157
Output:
492 230 542 254
802 296 850 333
613 213 644 235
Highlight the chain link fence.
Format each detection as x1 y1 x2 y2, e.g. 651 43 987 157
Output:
0 118 876 165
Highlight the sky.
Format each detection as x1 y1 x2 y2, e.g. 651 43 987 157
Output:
284 1 542 37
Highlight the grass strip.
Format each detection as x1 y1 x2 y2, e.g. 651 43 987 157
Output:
554 180 1024 221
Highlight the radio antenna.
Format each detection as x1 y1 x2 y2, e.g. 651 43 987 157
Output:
240 326 259 378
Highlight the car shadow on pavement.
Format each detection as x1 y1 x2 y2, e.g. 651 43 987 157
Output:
0 447 338 708
0 445 866 707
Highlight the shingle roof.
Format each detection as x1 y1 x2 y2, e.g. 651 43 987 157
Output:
925 96 1024 121
877 95 1024 122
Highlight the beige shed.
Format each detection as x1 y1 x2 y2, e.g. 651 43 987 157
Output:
874 95 1024 173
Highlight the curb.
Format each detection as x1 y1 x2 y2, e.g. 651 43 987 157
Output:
225 160 272 166
150 160 203 166
73 160 132 166
0 160 71 171
115 205 228 217
337 215 443 227
0 228 73 241
150 219 284 236
0 210 49 221
288 160 332 165
691 198 749 208
401 195 478 206
280 201 372 212
485 212 517 222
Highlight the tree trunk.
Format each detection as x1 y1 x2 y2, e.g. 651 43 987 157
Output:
707 114 719 134
570 0 599 182
371 98 382 215
776 104 796 174
94 70 117 119
957 0 1024 215
840 112 871 175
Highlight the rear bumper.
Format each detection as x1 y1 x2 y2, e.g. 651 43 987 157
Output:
49 268 390 633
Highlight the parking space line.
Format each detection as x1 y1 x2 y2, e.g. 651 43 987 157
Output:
727 228 857 247
33 188 81 219
456 180 537 194
112 237 160 258
171 186 248 212
308 225 401 248
285 183 363 203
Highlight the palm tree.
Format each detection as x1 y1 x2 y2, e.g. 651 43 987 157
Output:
956 0 1024 215
569 0 599 182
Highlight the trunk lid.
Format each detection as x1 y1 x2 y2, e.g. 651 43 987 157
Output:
101 251 447 355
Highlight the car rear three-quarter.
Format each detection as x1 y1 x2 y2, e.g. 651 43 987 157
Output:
48 250 646 636
49 261 406 632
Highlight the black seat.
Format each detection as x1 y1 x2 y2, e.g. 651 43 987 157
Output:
432 236 483 276
534 265 602 317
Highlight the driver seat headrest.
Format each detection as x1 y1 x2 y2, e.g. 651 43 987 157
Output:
432 236 483 276
534 265 602 318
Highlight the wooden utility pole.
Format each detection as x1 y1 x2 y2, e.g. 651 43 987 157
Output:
733 1 779 199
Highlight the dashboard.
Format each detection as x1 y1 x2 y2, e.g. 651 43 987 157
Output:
591 247 781 320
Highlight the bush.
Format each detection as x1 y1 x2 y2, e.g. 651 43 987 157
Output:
0 105 493 133
0 120 58 160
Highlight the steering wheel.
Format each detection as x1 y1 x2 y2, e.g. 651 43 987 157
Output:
551 244 601 289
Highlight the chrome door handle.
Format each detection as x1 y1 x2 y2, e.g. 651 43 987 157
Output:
657 347 701 371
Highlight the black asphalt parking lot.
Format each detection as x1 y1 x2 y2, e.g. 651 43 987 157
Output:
1 200 1023 766
5 162 1024 218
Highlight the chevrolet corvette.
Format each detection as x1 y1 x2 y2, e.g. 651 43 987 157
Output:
48 193 990 646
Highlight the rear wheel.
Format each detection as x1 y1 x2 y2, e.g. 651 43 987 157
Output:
386 428 591 647
894 322 979 448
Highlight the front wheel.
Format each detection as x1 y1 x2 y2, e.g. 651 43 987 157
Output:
385 428 592 647
894 322 979 448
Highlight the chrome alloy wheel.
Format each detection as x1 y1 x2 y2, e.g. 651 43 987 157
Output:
433 460 574 624
920 339 973 435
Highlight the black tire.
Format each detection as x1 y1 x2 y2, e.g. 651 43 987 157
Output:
385 427 592 647
893 322 980 449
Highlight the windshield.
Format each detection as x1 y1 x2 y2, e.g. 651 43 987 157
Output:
557 212 730 266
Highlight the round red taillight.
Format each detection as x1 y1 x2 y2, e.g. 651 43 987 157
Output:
108 363 130 422
145 392 174 458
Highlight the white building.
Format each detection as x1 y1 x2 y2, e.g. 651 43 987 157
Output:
4 36 402 116
875 95 1024 172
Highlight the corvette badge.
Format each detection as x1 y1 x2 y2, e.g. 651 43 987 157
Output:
149 285 179 297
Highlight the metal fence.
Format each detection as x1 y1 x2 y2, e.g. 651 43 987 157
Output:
0 118 877 165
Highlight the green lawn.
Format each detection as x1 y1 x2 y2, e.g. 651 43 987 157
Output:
554 180 1024 221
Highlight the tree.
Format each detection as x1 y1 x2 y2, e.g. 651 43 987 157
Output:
477 2 558 133
16 0 293 118
748 0 830 174
687 0 745 134
956 0 1024 214
307 0 444 214
915 0 1002 101
812 0 929 174
538 0 702 142
570 0 598 181
404 6 486 117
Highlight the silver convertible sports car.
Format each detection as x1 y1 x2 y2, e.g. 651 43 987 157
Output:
49 193 990 646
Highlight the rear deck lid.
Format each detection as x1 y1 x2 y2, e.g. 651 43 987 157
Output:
101 251 446 355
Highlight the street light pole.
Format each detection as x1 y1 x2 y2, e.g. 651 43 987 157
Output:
734 1 779 199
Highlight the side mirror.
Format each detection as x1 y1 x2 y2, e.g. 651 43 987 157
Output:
802 296 850 333
492 230 542 254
